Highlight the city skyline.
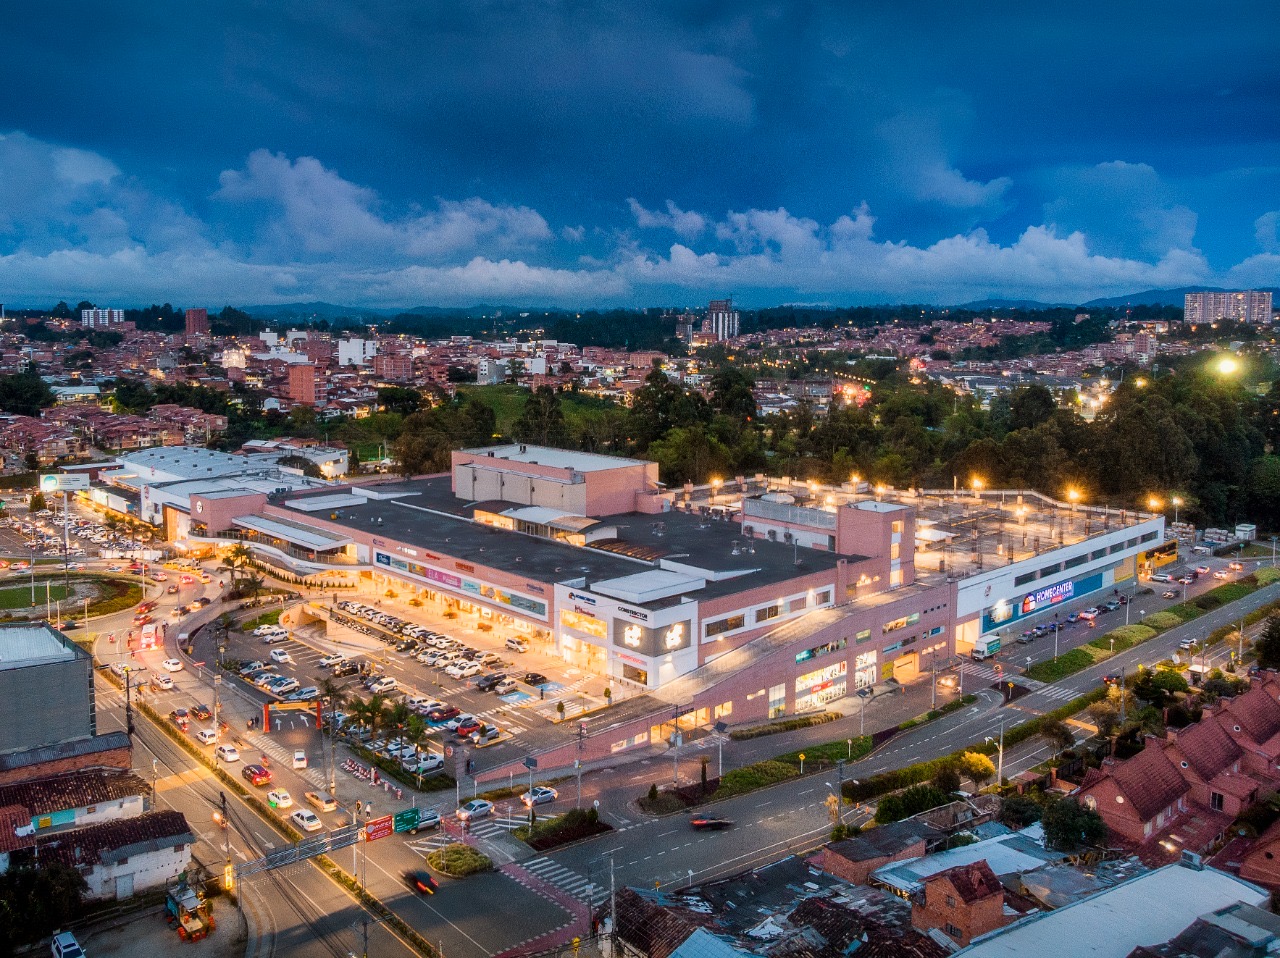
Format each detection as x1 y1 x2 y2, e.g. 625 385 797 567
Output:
0 2 1277 307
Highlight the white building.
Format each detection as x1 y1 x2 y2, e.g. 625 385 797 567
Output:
79 308 124 329
337 338 378 367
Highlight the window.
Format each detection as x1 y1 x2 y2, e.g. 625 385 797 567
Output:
795 637 847 664
713 701 733 719
704 614 745 638
945 923 962 940
768 683 786 719
788 596 808 613
1211 792 1224 812
890 542 900 560
892 520 904 534
1014 572 1036 586
883 612 921 634
1039 562 1062 577
815 590 832 606
945 895 957 908
1064 554 1087 569
756 604 780 622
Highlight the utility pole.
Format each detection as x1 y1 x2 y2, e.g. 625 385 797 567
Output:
221 791 233 893
124 670 135 737
1119 667 1127 726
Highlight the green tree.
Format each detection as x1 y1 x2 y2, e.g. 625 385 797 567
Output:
1257 616 1280 671
277 455 324 478
1041 797 1106 851
875 784 950 824
0 370 55 417
999 795 1044 829
1040 719 1076 758
0 861 88 952
28 492 46 513
1008 384 1058 432
378 386 423 417
709 366 757 424
931 762 962 795
513 385 570 447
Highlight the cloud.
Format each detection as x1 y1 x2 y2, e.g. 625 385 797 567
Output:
214 150 550 262
1256 210 1280 254
627 199 707 239
1042 161 1198 259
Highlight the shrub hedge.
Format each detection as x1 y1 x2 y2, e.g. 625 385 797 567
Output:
712 760 799 799
426 843 493 877
728 712 840 740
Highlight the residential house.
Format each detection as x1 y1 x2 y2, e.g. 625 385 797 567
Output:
912 860 1011 948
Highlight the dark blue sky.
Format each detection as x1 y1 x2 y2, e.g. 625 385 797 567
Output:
1 1 1277 307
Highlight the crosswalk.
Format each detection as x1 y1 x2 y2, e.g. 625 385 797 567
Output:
1022 683 1081 704
958 662 1004 682
522 856 607 906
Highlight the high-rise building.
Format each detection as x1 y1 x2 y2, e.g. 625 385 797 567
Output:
80 308 124 329
702 298 740 341
1184 290 1272 324
288 363 317 406
184 308 209 336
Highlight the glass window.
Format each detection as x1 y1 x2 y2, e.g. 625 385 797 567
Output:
768 683 786 718
757 604 780 622
704 614 745 638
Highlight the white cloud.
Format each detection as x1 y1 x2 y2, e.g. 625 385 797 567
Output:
1255 210 1280 254
627 198 707 238
214 149 550 261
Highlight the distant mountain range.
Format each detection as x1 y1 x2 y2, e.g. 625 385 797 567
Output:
957 298 1073 310
1082 287 1280 308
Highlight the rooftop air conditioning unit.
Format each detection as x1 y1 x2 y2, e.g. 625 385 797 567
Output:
783 531 793 542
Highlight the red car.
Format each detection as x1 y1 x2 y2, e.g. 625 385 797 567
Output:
454 719 484 738
404 870 438 895
428 705 460 723
242 764 272 786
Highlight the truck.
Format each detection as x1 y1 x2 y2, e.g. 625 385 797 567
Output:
972 634 1001 661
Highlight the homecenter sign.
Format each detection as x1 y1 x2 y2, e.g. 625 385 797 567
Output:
1021 580 1074 615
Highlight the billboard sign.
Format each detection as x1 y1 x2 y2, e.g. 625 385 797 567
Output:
40 474 90 492
363 815 394 842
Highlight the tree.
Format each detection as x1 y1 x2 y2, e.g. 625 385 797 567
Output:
277 454 324 478
378 386 423 417
959 751 997 788
28 492 46 514
1041 797 1107 852
0 861 88 952
875 784 950 824
0 371 55 417
1040 719 1076 758
1087 700 1121 737
931 762 962 795
999 795 1044 829
1008 384 1058 432
513 386 570 447
1256 616 1280 670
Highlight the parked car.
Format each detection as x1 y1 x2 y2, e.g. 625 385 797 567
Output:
367 676 398 694
1079 608 1099 621
405 753 445 774
445 661 481 679
269 649 292 664
476 673 507 692
521 786 558 807
523 672 549 687
319 652 346 667
428 705 461 723
493 678 518 695
285 686 319 702
455 799 494 821
444 713 477 731
454 718 484 737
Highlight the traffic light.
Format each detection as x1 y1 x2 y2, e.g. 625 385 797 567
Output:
223 861 234 891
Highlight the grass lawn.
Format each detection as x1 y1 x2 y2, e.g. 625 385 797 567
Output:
245 609 282 630
0 582 68 609
457 384 621 437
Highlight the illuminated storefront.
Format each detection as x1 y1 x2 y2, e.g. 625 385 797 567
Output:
795 661 847 712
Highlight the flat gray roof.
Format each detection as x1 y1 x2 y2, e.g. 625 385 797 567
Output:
460 443 651 472
0 623 82 671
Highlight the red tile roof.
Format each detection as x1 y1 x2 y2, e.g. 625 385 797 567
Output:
1109 742 1190 821
0 770 147 818
28 810 192 870
1172 719 1242 780
1218 682 1280 745
927 860 1004 904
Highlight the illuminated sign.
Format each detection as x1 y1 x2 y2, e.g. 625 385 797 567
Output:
1021 580 1074 615
623 624 643 647
618 606 649 623
663 624 685 649
567 591 597 606
39 474 90 492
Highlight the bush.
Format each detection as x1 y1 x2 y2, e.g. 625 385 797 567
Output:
713 760 799 799
1143 611 1185 631
638 792 689 814
515 807 611 850
1025 649 1096 682
728 712 840 740
775 736 873 769
427 843 493 877
1092 624 1155 650
1000 795 1044 828
875 783 950 824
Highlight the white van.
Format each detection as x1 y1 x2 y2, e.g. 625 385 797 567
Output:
505 637 529 653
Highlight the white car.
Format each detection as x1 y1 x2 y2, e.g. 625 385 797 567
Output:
367 676 398 694
271 678 301 696
456 799 494 821
319 652 346 667
286 686 319 702
269 649 293 664
291 809 323 832
262 631 289 644
215 744 240 763
267 789 294 809
403 752 445 773
161 658 184 672
151 674 174 691
444 713 477 731
446 661 481 679
194 728 217 745
252 625 277 636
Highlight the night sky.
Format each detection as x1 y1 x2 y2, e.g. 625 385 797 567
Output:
1 1 1277 308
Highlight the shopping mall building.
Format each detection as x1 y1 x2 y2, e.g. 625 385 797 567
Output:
175 444 1167 738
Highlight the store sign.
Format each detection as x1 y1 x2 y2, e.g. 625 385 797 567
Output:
567 591 597 606
618 605 649 623
623 624 643 647
375 550 547 618
40 474 90 492
363 815 394 842
663 623 685 650
1021 580 1073 615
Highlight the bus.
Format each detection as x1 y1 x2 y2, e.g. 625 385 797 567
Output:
139 621 165 650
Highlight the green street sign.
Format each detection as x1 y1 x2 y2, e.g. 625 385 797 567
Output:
393 807 421 833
